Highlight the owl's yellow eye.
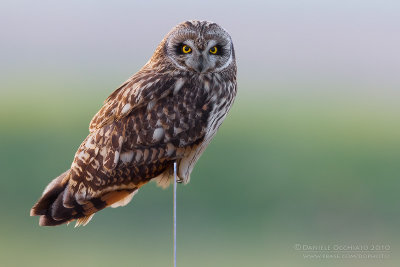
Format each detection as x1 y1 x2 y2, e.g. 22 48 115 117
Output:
209 46 218 54
182 45 192 54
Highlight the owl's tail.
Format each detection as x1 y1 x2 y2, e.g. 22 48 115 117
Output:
30 170 137 227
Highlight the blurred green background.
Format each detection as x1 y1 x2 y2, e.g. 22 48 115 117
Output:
1 1 399 266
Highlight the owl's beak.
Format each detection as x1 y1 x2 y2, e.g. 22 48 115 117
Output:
197 63 204 73
196 56 204 73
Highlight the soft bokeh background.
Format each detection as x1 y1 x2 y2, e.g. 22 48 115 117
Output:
0 1 399 266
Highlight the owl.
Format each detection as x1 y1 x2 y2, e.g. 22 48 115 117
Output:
31 20 237 226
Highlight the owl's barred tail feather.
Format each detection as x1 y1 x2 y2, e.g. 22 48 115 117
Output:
30 170 137 226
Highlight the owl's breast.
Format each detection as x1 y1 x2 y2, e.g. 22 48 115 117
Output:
177 76 237 183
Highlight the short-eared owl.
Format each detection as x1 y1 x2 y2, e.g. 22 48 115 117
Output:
31 20 237 226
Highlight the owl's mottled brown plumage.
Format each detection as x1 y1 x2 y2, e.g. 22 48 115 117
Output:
31 20 237 226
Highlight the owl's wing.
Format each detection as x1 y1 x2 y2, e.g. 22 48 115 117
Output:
89 69 181 132
31 76 214 226
32 73 215 226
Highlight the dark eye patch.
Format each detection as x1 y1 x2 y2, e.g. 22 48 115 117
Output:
213 45 223 55
176 43 187 55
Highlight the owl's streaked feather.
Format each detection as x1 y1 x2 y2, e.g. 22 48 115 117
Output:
31 20 237 226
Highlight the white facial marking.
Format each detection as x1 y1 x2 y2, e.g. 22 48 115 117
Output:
214 47 233 72
206 40 218 50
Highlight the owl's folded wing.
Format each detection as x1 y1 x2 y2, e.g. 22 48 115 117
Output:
89 68 182 132
65 75 213 204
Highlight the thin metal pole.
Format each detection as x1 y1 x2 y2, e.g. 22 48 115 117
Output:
173 162 177 267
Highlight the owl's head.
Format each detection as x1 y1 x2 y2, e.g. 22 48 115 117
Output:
156 20 235 74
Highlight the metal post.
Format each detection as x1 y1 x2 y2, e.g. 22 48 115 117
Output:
173 162 177 267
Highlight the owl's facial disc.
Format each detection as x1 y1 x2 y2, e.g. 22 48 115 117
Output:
164 22 234 74
170 39 231 73
175 40 223 73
